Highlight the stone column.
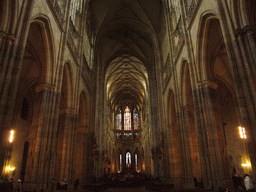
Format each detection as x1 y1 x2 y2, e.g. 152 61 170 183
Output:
180 105 194 188
0 1 35 173
216 0 256 178
197 80 229 188
59 108 74 180
193 85 213 189
22 83 54 191
0 33 15 96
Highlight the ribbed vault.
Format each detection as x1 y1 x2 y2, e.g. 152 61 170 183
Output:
88 0 164 110
106 54 148 109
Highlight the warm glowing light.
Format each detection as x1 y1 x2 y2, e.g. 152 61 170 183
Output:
9 130 14 143
242 163 250 167
6 166 15 171
239 126 247 139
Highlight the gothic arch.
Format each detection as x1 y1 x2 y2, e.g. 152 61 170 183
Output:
180 61 192 107
78 91 89 127
134 147 140 172
60 62 74 110
117 148 122 172
10 17 55 182
31 15 55 84
200 15 245 177
197 13 219 82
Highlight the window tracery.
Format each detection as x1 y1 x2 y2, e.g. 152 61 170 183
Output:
126 152 131 167
116 109 122 130
133 108 140 130
124 106 131 131
115 106 141 140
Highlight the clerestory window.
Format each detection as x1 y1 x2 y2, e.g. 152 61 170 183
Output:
70 0 82 26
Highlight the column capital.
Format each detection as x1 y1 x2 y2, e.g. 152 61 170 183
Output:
235 25 254 37
59 108 74 114
181 105 194 112
0 32 16 42
198 80 218 89
35 83 55 93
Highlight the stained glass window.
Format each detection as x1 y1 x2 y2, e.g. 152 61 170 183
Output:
133 108 140 130
116 109 122 130
126 152 131 168
124 106 131 130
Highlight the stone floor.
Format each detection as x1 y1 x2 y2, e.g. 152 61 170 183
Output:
105 186 150 192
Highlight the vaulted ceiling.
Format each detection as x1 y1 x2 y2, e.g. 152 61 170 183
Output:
88 0 165 111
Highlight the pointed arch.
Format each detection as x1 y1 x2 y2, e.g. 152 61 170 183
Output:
31 15 56 84
60 62 74 110
198 14 244 178
197 13 219 82
117 148 122 173
11 16 55 183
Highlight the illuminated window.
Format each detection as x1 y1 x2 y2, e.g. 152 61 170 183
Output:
120 154 122 172
135 154 138 171
70 0 82 25
133 108 140 130
126 152 131 168
239 126 247 139
124 106 131 130
116 109 122 130
169 0 180 23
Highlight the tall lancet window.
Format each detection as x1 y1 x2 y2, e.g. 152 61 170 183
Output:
116 109 122 130
70 0 82 25
169 0 181 23
135 154 138 171
120 154 122 172
124 106 131 130
126 152 131 168
133 108 140 130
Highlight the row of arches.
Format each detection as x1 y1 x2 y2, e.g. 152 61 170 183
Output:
0 0 256 191
165 7 255 187
0 2 93 189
